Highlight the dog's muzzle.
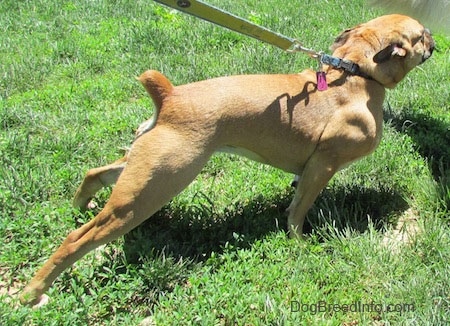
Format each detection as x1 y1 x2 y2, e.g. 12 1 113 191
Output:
421 28 435 63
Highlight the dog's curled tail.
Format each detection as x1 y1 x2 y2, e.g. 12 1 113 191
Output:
135 70 174 138
138 70 174 110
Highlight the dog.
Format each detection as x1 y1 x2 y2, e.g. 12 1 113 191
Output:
20 14 434 306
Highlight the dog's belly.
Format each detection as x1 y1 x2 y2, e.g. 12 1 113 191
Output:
217 145 305 174
218 146 269 163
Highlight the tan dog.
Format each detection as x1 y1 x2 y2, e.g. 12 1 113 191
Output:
21 14 434 306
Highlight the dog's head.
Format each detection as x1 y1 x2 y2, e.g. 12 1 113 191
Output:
331 14 435 88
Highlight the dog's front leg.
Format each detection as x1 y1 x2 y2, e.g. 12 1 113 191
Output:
287 152 338 238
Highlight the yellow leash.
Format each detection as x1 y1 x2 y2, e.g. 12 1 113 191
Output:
153 0 320 56
153 0 371 91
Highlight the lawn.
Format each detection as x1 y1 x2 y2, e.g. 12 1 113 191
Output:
1 0 449 324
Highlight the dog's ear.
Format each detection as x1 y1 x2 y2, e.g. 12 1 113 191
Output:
373 43 407 63
330 28 354 51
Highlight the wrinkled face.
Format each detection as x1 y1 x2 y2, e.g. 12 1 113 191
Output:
415 28 435 64
331 14 435 88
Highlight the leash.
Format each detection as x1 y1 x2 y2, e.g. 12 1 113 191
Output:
153 0 368 90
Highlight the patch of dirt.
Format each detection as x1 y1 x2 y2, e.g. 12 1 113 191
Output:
0 266 22 304
381 208 422 252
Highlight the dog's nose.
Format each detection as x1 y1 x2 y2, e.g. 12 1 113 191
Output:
426 29 435 49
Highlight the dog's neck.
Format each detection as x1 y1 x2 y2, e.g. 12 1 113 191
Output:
320 54 373 80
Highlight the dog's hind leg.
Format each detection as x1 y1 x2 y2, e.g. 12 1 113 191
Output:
72 157 127 210
21 126 213 306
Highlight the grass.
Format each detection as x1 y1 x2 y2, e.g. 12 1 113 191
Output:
0 0 449 324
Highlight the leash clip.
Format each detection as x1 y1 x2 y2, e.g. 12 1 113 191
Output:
287 40 322 59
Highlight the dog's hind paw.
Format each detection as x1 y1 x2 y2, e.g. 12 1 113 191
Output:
86 200 98 210
20 289 50 308
32 294 50 308
73 196 97 211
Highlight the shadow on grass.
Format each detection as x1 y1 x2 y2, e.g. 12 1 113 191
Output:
387 110 450 181
70 184 408 309
304 185 408 236
387 109 450 213
123 185 408 263
123 190 292 263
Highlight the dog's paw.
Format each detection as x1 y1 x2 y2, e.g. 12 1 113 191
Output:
31 294 50 309
20 288 49 308
86 200 98 210
73 196 97 211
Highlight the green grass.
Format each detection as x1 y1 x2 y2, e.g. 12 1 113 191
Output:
1 0 449 324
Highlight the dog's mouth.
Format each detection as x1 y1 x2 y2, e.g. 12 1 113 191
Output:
420 28 435 64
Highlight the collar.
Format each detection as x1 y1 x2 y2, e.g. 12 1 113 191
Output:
319 53 372 80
